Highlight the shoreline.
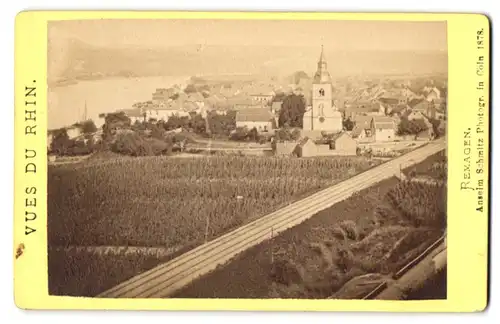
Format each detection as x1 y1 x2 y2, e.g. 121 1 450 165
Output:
48 74 192 90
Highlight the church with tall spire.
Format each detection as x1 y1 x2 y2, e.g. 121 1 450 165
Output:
303 46 343 133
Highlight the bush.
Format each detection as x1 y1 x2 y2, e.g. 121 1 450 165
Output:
111 132 171 156
397 117 429 136
270 258 304 286
275 127 301 141
49 128 95 156
338 220 360 241
79 120 98 134
229 127 260 142
207 111 236 135
386 182 446 228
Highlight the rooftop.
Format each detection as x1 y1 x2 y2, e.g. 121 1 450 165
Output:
372 116 396 130
236 108 274 122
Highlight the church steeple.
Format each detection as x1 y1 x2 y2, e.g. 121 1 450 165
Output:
318 45 326 64
313 45 332 84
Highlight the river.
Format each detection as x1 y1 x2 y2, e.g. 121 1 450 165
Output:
48 75 191 130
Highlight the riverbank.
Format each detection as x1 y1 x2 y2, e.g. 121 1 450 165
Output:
48 75 191 130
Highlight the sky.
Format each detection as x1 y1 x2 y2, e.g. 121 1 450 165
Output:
49 19 447 52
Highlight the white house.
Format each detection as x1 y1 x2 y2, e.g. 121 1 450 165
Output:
371 116 396 142
235 108 274 132
66 125 82 140
425 87 441 102
124 108 146 124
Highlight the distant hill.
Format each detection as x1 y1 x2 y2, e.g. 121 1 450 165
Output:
48 38 448 87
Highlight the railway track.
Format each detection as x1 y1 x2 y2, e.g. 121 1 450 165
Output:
98 139 446 298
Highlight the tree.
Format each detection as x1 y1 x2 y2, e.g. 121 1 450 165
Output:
397 118 429 136
247 127 259 142
49 128 95 156
275 127 301 141
229 127 262 143
428 117 445 137
230 127 249 141
80 119 97 134
291 71 309 84
184 84 197 94
188 113 207 135
278 94 306 128
165 115 189 131
150 125 165 140
111 132 171 157
270 91 287 106
103 112 131 134
343 118 354 131
207 111 236 136
49 129 71 155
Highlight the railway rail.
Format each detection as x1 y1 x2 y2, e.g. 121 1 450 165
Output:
98 139 445 298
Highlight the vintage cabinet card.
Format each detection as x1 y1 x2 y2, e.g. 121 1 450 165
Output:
14 11 489 312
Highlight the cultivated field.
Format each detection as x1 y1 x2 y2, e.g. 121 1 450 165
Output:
48 154 376 295
174 152 447 299
48 155 375 247
404 150 447 180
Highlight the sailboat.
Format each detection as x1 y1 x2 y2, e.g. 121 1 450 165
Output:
82 100 88 122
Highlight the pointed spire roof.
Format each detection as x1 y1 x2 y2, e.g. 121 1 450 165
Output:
313 45 332 84
318 45 326 63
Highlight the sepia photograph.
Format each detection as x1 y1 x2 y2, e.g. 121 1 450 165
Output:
46 18 448 300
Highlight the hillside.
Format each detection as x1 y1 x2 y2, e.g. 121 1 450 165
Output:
48 39 448 87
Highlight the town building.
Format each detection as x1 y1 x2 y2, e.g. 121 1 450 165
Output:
378 95 408 109
406 110 427 121
152 88 176 104
409 99 436 119
66 125 83 140
350 115 374 142
235 108 275 132
350 125 370 142
295 138 319 157
425 87 442 102
370 116 396 142
329 132 357 155
123 108 146 124
251 93 274 104
353 115 373 130
274 141 300 156
274 132 357 157
302 46 343 133
381 102 409 117
344 101 385 119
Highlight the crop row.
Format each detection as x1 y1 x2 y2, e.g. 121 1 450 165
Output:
48 249 170 297
48 155 374 247
174 158 447 299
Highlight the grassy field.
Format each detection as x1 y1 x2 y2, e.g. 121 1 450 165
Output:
174 152 447 299
48 249 171 297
